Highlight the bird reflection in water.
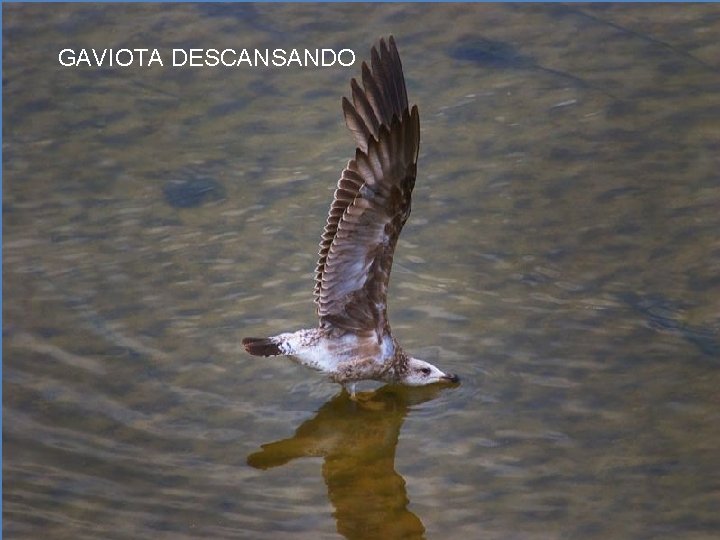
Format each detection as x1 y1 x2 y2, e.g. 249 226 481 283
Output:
248 384 450 540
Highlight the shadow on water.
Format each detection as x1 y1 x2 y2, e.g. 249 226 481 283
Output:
619 292 720 359
248 385 449 540
448 35 620 101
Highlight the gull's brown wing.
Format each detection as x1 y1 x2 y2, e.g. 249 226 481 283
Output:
313 36 420 334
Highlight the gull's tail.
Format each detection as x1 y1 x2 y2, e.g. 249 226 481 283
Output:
242 337 282 357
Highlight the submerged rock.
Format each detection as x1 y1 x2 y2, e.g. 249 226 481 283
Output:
163 176 226 209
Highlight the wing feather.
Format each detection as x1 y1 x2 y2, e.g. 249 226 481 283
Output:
314 36 419 333
341 37 409 154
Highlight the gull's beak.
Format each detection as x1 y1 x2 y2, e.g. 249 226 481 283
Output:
441 373 460 384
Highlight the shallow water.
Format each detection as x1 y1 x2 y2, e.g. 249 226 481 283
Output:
4 4 720 539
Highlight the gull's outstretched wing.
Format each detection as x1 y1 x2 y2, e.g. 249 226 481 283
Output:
314 36 420 334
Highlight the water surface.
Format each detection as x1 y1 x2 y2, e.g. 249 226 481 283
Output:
4 4 720 539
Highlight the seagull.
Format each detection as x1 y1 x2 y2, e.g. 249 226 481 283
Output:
243 36 459 391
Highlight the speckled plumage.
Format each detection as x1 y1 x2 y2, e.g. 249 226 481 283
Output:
243 36 458 388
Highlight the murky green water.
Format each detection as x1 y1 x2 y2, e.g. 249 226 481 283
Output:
4 4 720 539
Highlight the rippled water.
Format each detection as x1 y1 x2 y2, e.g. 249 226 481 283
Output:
4 4 720 539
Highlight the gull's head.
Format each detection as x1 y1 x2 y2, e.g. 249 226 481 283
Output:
402 357 460 386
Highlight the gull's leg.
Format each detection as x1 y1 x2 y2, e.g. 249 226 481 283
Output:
340 382 358 400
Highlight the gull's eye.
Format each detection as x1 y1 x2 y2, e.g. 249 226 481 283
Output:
420 367 431 375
